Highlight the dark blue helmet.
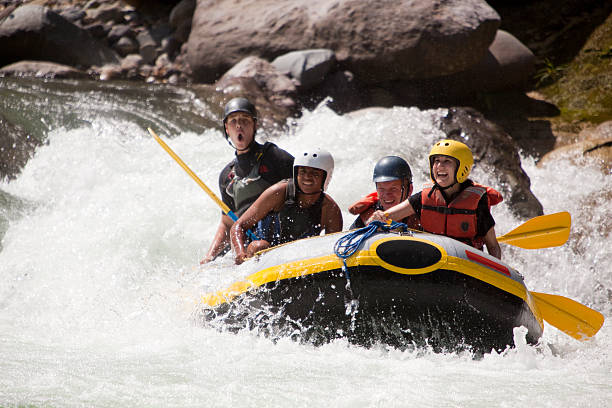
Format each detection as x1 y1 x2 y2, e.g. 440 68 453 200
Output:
373 156 412 183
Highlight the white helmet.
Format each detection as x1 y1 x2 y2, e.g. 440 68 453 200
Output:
293 148 334 191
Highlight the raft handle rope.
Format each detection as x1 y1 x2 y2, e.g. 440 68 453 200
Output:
334 220 409 323
333 220 410 280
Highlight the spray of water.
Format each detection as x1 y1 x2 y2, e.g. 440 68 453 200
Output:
0 101 609 406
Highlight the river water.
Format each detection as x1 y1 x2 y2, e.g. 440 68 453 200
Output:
0 78 610 407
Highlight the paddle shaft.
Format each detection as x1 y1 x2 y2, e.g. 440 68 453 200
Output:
148 128 258 241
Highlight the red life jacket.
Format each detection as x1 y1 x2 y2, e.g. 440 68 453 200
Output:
348 192 421 230
420 183 502 249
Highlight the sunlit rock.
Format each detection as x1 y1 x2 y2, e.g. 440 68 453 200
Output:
0 60 89 79
187 0 499 83
440 107 544 218
539 138 612 174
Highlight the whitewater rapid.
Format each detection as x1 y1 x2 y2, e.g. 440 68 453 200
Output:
0 103 610 407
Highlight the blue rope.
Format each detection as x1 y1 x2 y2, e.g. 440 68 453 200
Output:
333 220 409 279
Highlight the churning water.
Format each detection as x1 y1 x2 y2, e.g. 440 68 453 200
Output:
0 78 610 407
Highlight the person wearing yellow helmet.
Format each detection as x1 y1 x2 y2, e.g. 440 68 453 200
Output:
367 139 502 259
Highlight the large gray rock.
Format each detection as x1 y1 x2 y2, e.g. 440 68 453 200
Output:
272 49 336 91
0 60 89 79
216 56 297 111
187 0 500 83
0 4 119 68
440 107 544 219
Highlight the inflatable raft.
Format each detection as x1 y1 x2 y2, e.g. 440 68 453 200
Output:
198 226 548 353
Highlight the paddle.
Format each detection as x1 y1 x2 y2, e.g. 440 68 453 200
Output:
147 127 259 241
531 292 604 341
497 212 571 249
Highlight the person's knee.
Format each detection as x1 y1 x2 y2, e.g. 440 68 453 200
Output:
247 240 271 257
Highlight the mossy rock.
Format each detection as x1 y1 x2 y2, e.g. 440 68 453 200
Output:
539 12 612 125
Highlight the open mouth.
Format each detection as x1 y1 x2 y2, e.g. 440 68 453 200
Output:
436 171 449 180
236 132 244 142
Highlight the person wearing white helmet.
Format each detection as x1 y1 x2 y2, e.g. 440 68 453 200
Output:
201 97 294 264
231 148 343 265
368 140 502 259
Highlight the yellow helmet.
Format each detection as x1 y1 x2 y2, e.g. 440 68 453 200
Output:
428 139 473 184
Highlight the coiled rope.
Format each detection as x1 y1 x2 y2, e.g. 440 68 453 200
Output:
333 220 409 279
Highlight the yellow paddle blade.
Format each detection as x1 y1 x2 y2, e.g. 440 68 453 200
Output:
497 212 571 249
531 292 604 340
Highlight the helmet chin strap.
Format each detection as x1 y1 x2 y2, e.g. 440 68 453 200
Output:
428 180 457 200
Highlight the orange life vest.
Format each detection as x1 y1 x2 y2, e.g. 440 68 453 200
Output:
348 192 421 230
420 183 502 249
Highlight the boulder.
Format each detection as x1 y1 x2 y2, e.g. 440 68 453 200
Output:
82 3 124 25
577 120 612 142
216 56 297 111
107 24 134 43
136 29 157 64
0 112 42 181
0 60 89 79
439 107 544 219
169 0 195 43
441 30 536 94
538 139 612 174
115 36 139 56
0 4 119 68
187 0 499 83
272 49 336 91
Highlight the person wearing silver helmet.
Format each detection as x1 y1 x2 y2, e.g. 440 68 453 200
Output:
348 155 420 230
201 97 294 264
231 148 343 265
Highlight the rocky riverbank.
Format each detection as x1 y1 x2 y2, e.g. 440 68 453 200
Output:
1 0 610 203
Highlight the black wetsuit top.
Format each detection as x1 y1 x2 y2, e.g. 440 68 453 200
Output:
219 142 294 216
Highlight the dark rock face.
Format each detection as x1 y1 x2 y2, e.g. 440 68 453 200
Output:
439 107 544 219
0 113 42 181
187 0 500 84
0 4 119 68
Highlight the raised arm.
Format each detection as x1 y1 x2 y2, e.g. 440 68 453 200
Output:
230 181 287 264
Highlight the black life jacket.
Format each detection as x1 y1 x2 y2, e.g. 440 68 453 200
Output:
225 142 273 216
263 179 324 246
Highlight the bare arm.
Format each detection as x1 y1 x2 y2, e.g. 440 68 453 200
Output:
230 182 287 264
366 199 416 224
201 214 234 264
320 195 343 234
483 226 502 259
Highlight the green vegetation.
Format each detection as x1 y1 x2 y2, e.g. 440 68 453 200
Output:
538 14 612 125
